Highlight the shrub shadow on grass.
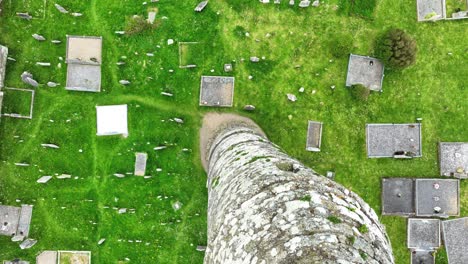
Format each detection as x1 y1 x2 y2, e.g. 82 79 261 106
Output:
338 0 377 19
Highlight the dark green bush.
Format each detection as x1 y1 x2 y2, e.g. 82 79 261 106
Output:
329 35 354 58
377 28 417 68
350 84 371 101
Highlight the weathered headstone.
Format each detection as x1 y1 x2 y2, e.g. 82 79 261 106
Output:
134 153 148 176
19 239 37 249
243 105 256 111
37 176 52 183
54 4 69 14
21 72 39 87
16 12 32 20
32 34 46 41
194 1 208 12
287 93 297 102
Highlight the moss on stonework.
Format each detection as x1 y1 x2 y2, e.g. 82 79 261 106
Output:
347 236 355 245
327 216 342 224
276 162 294 172
359 250 368 260
211 177 220 189
358 224 369 234
244 156 272 165
300 195 311 202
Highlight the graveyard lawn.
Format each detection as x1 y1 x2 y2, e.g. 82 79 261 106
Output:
0 0 467 264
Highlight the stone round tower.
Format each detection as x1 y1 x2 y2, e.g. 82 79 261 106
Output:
200 113 394 264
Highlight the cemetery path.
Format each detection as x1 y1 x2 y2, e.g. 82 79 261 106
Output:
90 0 119 87
117 94 201 118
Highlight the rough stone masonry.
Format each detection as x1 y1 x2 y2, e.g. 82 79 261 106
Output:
201 113 394 264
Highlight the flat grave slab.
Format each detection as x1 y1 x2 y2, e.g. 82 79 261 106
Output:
417 0 446 21
199 76 235 107
382 178 415 216
0 205 20 236
415 179 459 217
408 218 440 250
411 250 435 264
36 250 57 264
66 64 101 92
439 142 468 178
442 217 468 264
66 36 102 64
346 54 384 92
96 105 128 137
306 121 322 152
134 152 148 176
366 123 422 158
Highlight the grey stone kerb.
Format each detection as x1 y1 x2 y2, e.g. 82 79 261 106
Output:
201 113 394 264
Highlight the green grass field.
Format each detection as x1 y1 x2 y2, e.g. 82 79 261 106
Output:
0 0 466 263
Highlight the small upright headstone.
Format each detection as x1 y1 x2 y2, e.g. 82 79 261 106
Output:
287 93 297 102
16 12 32 20
41 144 60 149
172 201 182 211
299 0 311 7
32 34 46 41
243 105 256 111
54 4 69 13
196 245 207 251
250 57 260 62
312 0 320 7
224 64 233 72
147 11 157 24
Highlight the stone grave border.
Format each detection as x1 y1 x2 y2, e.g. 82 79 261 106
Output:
178 42 199 69
57 251 91 264
1 87 35 119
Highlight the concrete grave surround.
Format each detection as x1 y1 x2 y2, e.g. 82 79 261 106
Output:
201 113 394 263
3 261 30 264
382 178 415 216
199 76 235 107
366 123 422 158
442 217 468 264
439 142 468 178
0 45 7 89
407 218 440 250
1 88 35 119
66 36 102 92
346 54 384 92
306 120 322 152
96 105 128 137
416 0 446 21
0 205 33 238
37 250 91 264
415 178 459 217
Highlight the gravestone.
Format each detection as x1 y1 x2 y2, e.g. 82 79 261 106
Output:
134 153 148 176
